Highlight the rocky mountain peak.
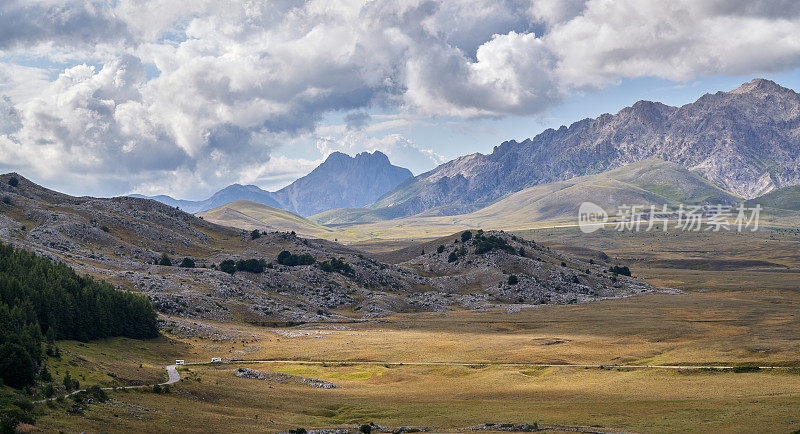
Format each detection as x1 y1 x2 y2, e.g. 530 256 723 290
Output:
728 78 794 96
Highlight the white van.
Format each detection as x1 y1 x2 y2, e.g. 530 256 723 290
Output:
211 357 222 363
175 359 185 365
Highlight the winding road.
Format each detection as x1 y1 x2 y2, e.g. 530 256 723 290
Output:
33 363 182 404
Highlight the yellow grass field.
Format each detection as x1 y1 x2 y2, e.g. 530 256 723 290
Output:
33 227 800 433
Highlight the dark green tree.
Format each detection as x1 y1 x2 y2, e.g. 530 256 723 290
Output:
179 258 196 268
158 253 172 266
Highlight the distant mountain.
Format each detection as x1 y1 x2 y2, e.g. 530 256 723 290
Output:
134 151 412 216
133 184 280 214
372 78 800 218
271 151 412 216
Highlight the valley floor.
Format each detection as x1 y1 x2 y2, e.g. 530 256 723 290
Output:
33 227 800 433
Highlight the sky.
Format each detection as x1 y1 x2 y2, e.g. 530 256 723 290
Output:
1 1 800 200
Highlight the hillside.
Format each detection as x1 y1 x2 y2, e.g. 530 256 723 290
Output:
0 172 648 325
197 200 335 238
746 185 800 211
371 78 800 218
298 159 743 240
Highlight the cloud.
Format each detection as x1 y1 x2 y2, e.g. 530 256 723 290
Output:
316 131 444 175
2 0 800 197
0 1 131 55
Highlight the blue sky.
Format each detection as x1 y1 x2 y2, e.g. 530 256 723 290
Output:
2 1 800 200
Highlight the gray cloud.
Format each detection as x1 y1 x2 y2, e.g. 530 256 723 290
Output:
0 1 130 51
1 0 800 198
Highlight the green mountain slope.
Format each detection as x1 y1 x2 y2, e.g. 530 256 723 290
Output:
746 185 800 210
197 199 335 238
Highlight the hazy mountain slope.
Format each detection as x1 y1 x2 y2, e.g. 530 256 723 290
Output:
132 184 281 214
134 150 412 216
372 79 800 217
272 151 412 216
197 200 335 238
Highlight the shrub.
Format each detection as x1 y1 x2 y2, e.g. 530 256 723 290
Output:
7 177 18 187
560 261 567 267
360 424 372 434
609 265 631 276
158 253 172 266
318 258 354 276
277 251 315 266
507 275 518 285
436 245 445 254
179 258 196 268
1 196 11 205
461 230 472 242
0 388 34 434
235 259 266 274
474 235 515 255
447 251 458 263
87 385 108 402
219 260 236 274
250 230 261 240
100 225 110 233
572 275 580 284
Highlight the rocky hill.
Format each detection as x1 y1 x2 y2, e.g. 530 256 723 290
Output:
372 78 800 217
135 150 412 216
0 172 650 324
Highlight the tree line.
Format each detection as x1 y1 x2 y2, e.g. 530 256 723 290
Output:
0 243 159 389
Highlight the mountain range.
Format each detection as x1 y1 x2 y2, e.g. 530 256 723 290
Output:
139 78 800 225
134 150 412 216
368 78 800 218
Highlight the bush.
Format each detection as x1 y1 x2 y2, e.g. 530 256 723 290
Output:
87 385 108 402
179 258 196 268
7 177 18 187
277 251 315 266
219 260 236 274
461 230 472 242
318 258 354 276
158 253 172 266
235 259 266 274
609 265 631 276
474 235 515 255
436 245 445 254
100 225 110 233
0 389 34 434
507 275 518 285
447 251 458 263
1 196 11 206
360 424 372 434
250 230 261 240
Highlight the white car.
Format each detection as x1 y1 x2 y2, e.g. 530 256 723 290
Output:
175 359 185 365
211 357 222 363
